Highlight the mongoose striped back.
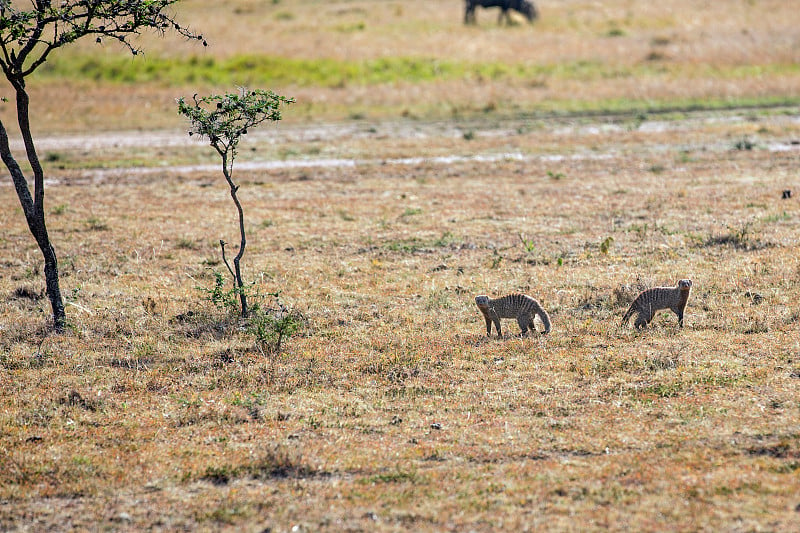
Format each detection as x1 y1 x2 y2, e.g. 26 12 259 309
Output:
621 279 692 329
475 293 551 336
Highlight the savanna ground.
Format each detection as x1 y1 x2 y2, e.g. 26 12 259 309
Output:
1 0 800 530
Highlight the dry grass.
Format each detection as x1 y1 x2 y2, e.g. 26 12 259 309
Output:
2 0 799 132
2 0 800 530
2 108 800 530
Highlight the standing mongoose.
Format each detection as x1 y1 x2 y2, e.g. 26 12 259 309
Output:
621 279 693 329
475 293 551 336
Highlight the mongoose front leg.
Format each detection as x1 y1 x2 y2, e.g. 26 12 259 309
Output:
484 316 493 336
493 319 502 337
487 308 502 337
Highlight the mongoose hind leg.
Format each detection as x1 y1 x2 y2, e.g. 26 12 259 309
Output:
516 315 529 336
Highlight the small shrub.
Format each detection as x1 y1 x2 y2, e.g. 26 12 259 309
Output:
200 446 317 485
600 236 614 255
85 216 109 231
249 295 305 359
199 272 305 361
705 220 760 250
518 233 536 253
201 271 239 313
490 250 503 269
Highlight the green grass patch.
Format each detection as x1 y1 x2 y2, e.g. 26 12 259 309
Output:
35 54 470 87
34 53 800 89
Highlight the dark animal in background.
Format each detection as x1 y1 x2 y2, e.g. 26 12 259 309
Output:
464 0 538 25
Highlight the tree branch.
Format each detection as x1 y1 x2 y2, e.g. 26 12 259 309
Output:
2 1 206 77
219 239 235 282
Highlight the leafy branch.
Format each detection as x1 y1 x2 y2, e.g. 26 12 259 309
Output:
0 0 205 80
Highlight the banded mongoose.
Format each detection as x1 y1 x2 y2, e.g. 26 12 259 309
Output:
475 294 551 336
621 279 693 329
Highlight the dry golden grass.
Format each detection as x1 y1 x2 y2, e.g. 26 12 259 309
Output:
2 0 798 133
2 0 800 530
2 108 800 530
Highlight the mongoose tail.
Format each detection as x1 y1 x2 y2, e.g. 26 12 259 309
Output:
620 306 636 326
536 305 552 335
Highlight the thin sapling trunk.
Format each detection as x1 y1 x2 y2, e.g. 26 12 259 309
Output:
219 152 249 317
178 89 293 318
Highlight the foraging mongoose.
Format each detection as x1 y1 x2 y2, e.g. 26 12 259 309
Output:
475 294 551 336
621 279 693 329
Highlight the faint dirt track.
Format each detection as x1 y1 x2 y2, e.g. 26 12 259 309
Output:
6 105 799 185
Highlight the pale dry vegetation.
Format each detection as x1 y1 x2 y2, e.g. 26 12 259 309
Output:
3 0 799 133
2 108 800 530
2 0 800 530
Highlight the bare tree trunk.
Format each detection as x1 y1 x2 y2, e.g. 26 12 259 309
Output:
221 153 248 317
0 84 66 332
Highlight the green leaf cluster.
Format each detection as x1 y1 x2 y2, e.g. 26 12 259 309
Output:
177 88 294 155
0 1 204 76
